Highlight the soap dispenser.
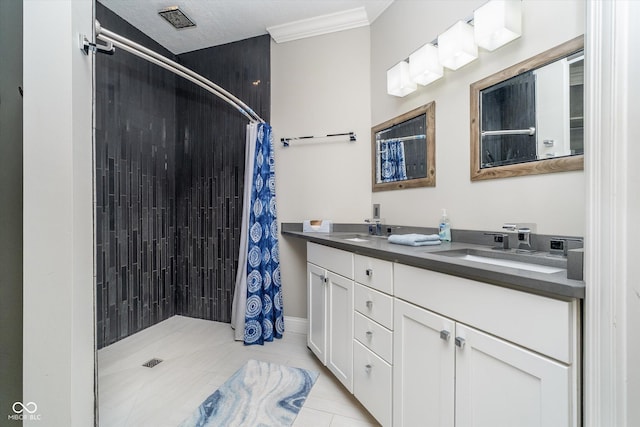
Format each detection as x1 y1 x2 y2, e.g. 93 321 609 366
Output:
439 209 451 242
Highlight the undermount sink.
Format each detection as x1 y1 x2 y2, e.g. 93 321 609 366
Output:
332 233 386 243
344 237 370 242
434 248 566 274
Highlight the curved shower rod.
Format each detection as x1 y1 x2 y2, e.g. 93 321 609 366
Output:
94 20 265 124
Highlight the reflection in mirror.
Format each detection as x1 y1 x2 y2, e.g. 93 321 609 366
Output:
372 102 435 191
470 36 584 181
377 115 426 182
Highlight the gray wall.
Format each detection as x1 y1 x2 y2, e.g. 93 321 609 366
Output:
95 3 178 348
0 0 23 423
175 35 271 322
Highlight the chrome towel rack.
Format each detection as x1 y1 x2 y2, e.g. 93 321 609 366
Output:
281 132 356 147
376 134 426 143
481 127 536 137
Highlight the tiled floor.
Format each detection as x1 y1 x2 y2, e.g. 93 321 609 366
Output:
98 315 380 427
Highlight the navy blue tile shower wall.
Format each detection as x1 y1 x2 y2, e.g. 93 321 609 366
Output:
175 36 271 321
95 4 270 347
96 3 177 348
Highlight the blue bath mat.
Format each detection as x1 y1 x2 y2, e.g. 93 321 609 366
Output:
178 359 318 427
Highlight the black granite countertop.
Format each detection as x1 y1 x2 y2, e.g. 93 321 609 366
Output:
282 224 585 300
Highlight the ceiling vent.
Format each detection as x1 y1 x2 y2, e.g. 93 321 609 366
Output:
158 6 196 29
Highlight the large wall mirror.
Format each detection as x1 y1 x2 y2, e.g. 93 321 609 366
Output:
372 102 435 191
470 36 584 181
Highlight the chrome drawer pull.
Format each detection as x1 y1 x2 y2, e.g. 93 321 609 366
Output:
365 300 373 309
366 268 373 277
366 330 373 339
455 337 466 348
440 330 450 341
365 364 372 374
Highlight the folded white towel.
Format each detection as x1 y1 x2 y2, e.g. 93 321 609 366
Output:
388 233 442 246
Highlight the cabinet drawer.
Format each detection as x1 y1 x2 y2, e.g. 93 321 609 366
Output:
354 255 393 294
354 311 393 364
353 340 392 427
394 264 578 364
307 242 353 279
354 283 393 330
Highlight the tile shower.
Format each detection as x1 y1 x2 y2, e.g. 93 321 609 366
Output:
95 3 270 348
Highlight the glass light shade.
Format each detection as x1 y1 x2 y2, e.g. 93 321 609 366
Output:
409 44 444 86
474 0 522 51
438 21 478 70
387 61 417 97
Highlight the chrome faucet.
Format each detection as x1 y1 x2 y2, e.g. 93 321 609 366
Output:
364 218 384 236
549 237 584 256
503 223 537 252
485 232 510 250
502 223 518 232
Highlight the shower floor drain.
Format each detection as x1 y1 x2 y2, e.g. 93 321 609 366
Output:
142 358 163 368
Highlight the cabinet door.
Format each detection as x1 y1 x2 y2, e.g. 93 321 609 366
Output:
327 271 354 392
393 299 455 427
455 324 572 427
307 262 327 364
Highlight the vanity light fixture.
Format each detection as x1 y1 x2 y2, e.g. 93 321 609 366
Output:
387 60 417 97
409 43 443 86
438 20 478 70
474 0 522 51
385 0 524 97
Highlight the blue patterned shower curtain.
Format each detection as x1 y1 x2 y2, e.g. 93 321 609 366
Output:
380 139 408 182
232 122 283 345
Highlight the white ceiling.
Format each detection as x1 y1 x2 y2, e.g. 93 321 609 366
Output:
98 0 394 54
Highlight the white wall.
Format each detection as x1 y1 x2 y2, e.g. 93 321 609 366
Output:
272 1 585 318
272 27 372 318
370 0 585 236
23 0 94 425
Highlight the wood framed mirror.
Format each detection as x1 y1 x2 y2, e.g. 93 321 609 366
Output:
470 36 584 181
372 102 436 191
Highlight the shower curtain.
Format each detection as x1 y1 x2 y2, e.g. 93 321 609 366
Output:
380 139 408 182
231 122 283 345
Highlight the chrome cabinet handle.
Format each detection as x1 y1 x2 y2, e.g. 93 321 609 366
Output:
365 364 372 374
365 268 373 277
365 330 373 339
322 274 328 284
440 330 450 341
455 337 466 348
365 300 373 309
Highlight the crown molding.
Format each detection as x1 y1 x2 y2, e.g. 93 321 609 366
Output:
267 6 369 43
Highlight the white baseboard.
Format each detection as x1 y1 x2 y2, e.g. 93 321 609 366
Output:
284 316 308 335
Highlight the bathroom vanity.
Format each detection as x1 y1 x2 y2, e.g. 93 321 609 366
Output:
284 225 583 427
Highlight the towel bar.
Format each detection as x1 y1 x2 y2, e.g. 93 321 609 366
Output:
281 132 356 147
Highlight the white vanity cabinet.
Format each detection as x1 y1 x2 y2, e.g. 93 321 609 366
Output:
304 240 580 427
307 242 354 392
393 264 580 427
352 254 394 427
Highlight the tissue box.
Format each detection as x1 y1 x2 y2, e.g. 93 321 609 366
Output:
303 220 333 233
